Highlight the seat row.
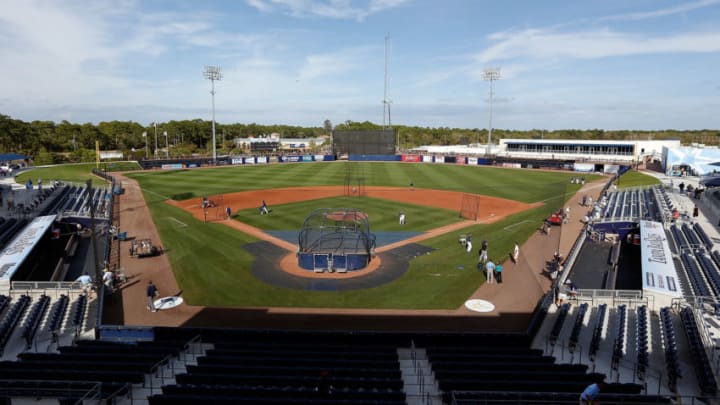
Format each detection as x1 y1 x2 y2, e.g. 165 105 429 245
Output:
589 303 607 361
549 303 570 345
679 307 717 395
568 302 588 352
636 305 649 377
659 307 681 392
611 304 628 369
0 295 30 356
20 294 50 348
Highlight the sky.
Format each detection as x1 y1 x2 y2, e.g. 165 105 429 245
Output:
1 0 719 131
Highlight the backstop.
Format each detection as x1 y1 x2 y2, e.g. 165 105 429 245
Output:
298 208 376 272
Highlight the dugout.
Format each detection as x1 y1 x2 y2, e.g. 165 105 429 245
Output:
297 208 376 272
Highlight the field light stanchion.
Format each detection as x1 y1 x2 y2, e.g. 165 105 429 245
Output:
164 131 169 158
204 65 223 164
143 132 148 159
482 67 501 155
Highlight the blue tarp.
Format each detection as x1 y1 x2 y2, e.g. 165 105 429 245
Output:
0 153 28 161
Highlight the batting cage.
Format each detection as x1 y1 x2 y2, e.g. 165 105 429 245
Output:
332 130 396 155
298 208 376 272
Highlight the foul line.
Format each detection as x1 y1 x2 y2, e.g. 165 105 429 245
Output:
503 220 534 231
167 217 188 228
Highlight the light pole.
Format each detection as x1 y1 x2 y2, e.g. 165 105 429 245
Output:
204 65 223 164
154 123 158 159
482 67 501 155
143 132 148 158
164 131 169 158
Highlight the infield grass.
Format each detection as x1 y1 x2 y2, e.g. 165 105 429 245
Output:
128 162 598 309
235 196 458 232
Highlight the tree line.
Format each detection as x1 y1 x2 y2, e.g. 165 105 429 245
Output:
0 114 717 165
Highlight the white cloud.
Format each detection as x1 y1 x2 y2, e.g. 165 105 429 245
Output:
245 0 410 21
298 46 374 80
600 0 720 21
477 28 720 64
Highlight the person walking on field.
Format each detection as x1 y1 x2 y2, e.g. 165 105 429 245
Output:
512 242 520 263
147 281 159 312
226 206 232 220
485 259 495 284
399 212 406 225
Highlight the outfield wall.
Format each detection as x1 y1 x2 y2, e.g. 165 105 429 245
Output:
138 154 629 174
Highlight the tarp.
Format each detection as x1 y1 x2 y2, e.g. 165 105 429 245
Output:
0 153 28 161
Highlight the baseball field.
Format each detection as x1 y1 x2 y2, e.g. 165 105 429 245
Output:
117 162 597 309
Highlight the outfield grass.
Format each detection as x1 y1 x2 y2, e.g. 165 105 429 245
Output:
16 161 141 184
128 162 600 309
617 170 661 189
127 162 590 203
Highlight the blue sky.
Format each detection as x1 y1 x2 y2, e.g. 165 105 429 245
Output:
1 0 719 130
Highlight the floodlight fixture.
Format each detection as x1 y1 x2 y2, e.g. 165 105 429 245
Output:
204 65 223 163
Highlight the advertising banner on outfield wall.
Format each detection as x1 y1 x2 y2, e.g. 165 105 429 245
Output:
313 155 325 161
269 156 279 163
467 157 478 165
161 164 183 169
256 156 268 164
604 164 620 174
402 155 421 162
444 156 457 164
282 155 301 162
231 158 243 165
302 155 313 162
422 155 433 163
455 157 466 165
574 163 595 172
244 157 256 164
322 155 335 161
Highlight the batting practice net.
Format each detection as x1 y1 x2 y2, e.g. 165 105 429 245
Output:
460 194 481 220
333 130 396 155
298 208 376 272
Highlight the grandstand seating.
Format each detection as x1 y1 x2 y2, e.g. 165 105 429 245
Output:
549 303 570 345
45 294 69 335
659 307 681 392
680 253 713 297
20 294 50 348
611 304 628 369
679 307 718 395
70 294 88 333
589 303 607 361
0 295 31 356
636 305 649 378
568 302 588 352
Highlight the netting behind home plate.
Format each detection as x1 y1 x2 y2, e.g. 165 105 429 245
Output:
297 208 376 271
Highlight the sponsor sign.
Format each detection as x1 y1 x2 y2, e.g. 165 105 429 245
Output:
99 151 123 159
302 155 313 162
0 215 56 282
256 156 268 164
467 157 478 165
640 220 681 297
231 158 243 165
422 155 433 163
402 155 421 162
574 163 595 172
161 164 183 169
244 157 256 164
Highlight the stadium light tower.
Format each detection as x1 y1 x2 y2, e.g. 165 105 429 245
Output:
482 67 501 155
382 33 391 130
204 65 223 164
